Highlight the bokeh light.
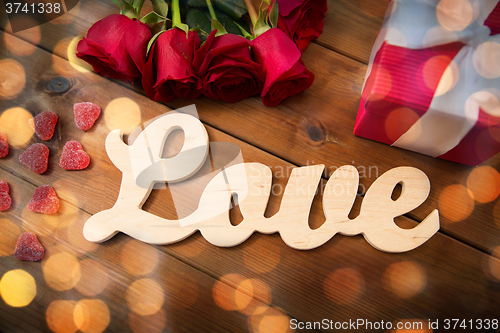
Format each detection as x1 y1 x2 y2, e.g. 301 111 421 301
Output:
438 184 475 222
128 309 167 333
75 259 110 296
248 306 292 333
465 91 500 123
436 0 473 31
42 252 81 291
104 97 142 135
383 261 427 298
0 218 21 256
120 240 160 276
434 59 459 96
73 299 110 333
242 241 281 273
68 37 93 73
0 269 36 307
46 300 78 333
324 268 365 305
0 107 34 148
369 64 393 101
385 108 421 143
420 55 453 92
0 60 26 100
466 166 500 203
4 19 41 56
126 278 165 316
473 42 500 79
423 26 458 47
213 275 272 316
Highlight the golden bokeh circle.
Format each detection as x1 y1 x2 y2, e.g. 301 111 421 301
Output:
438 184 475 222
73 299 110 333
46 300 78 333
0 269 37 307
242 241 281 273
436 0 473 31
466 166 500 203
42 252 81 291
473 42 500 79
104 97 142 135
324 268 365 305
4 18 41 56
126 278 165 316
382 261 427 299
0 60 26 100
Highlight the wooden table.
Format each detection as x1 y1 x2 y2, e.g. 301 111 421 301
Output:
1 1 500 332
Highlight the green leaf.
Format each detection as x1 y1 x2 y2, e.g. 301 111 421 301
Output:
186 8 211 35
186 7 250 37
147 31 164 55
253 4 270 36
187 0 247 19
121 0 138 19
151 0 169 17
269 2 279 28
211 19 227 37
234 22 253 40
110 0 121 6
140 11 168 25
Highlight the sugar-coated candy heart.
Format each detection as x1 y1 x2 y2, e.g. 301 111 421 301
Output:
0 131 8 158
19 143 49 174
14 232 44 261
28 185 59 214
74 102 101 131
59 141 90 170
0 180 12 211
29 111 58 140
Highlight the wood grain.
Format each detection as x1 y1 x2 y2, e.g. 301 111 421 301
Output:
3 0 493 253
0 28 499 332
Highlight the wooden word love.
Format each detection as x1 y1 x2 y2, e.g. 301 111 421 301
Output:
83 108 440 252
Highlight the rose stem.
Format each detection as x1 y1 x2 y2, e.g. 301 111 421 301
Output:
134 0 145 15
172 0 182 27
205 0 218 21
244 0 258 26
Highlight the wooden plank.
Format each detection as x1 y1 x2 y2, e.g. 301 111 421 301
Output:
1 4 499 253
316 0 387 63
1 31 500 332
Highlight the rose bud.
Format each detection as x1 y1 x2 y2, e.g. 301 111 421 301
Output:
76 14 151 82
273 0 327 52
193 31 265 104
252 28 314 107
142 28 201 103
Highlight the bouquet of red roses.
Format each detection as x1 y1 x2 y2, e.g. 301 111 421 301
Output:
76 0 327 106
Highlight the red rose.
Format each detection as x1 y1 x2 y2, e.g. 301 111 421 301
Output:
76 14 151 82
142 28 201 103
274 0 327 52
251 28 314 107
193 31 265 103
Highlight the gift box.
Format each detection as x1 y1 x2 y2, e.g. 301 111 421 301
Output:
354 0 500 165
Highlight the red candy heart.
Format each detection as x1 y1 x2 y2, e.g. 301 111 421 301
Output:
74 102 101 131
14 232 45 261
0 180 12 211
0 131 9 158
28 185 59 214
29 111 58 140
19 143 49 174
59 140 90 170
